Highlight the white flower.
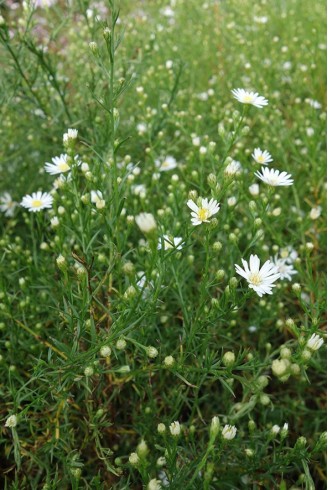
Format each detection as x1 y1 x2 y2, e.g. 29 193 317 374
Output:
252 148 273 165
44 154 71 175
187 198 220 226
271 425 280 435
5 414 17 428
90 190 103 204
227 196 237 207
255 167 293 186
135 213 157 233
306 98 321 109
63 128 78 143
249 183 260 196
132 184 147 197
0 192 17 217
157 235 184 250
137 123 147 135
169 421 181 436
306 333 324 351
231 88 268 108
147 479 162 490
280 246 298 264
222 424 237 440
253 15 268 24
155 156 177 172
224 160 242 176
21 191 53 212
272 256 297 281
235 254 281 297
310 206 321 220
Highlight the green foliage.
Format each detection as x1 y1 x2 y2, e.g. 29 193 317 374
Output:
0 0 326 488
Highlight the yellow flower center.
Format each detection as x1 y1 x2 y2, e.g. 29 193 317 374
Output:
58 162 70 172
243 94 253 103
31 199 42 208
197 208 209 221
257 155 265 162
249 273 261 285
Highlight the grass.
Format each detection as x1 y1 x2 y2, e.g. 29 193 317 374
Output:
0 0 326 488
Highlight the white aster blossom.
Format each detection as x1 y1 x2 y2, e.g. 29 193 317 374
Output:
280 246 298 264
224 160 242 176
255 167 293 186
252 148 273 165
306 98 321 109
135 212 157 233
249 183 260 196
90 190 104 204
63 128 78 143
0 192 18 217
272 256 297 281
137 123 147 135
306 333 324 352
235 254 281 297
309 206 321 220
187 198 220 226
147 479 162 490
5 414 18 428
21 191 53 212
155 156 178 172
222 424 237 440
44 154 71 175
231 88 268 108
169 421 181 436
157 235 184 250
271 425 280 435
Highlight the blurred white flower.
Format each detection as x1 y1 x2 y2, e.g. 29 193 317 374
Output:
255 167 293 186
235 254 281 297
135 212 157 233
169 421 181 436
249 183 260 196
21 191 53 212
5 414 18 428
187 198 220 226
157 235 184 250
252 148 273 165
0 192 17 217
306 333 324 351
272 256 297 281
224 160 242 176
63 128 78 143
231 88 268 108
155 156 177 172
309 206 321 220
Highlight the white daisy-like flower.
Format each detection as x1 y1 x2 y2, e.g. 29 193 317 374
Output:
306 333 324 351
231 88 268 108
157 235 184 251
224 160 242 176
90 190 103 203
131 184 147 197
252 148 273 165
20 191 53 212
306 98 322 109
44 154 70 175
235 254 281 297
255 167 293 186
155 156 177 172
280 246 298 264
221 424 237 440
135 212 157 233
63 128 78 143
272 256 297 281
187 198 220 226
249 183 260 196
0 192 18 217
